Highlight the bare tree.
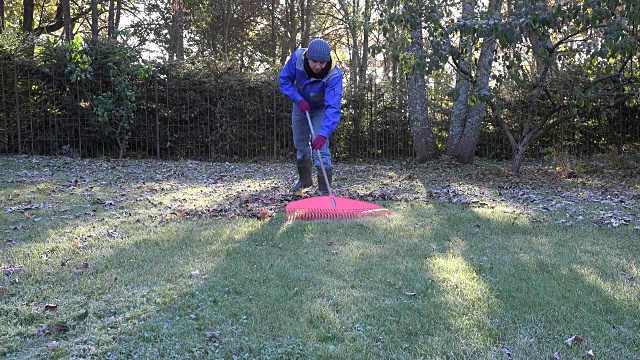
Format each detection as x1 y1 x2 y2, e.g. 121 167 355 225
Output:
406 0 439 162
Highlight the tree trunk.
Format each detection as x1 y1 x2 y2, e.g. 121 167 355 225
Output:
448 0 502 164
115 0 122 30
91 0 98 39
107 0 115 38
446 71 470 153
285 0 297 54
524 0 555 78
173 0 184 60
300 0 312 47
510 134 537 174
270 0 277 65
0 0 5 34
445 0 475 154
406 1 439 162
449 34 498 163
22 0 34 33
13 59 21 153
62 0 72 41
1 60 7 151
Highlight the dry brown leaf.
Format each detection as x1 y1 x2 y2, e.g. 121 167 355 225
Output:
0 287 5 295
258 208 272 220
51 324 70 333
43 304 58 312
564 335 585 347
80 262 90 270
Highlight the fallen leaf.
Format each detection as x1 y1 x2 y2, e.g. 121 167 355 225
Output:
51 324 70 333
37 324 50 335
204 331 220 340
403 292 417 296
2 265 23 275
9 223 24 231
80 262 90 270
585 349 595 358
43 304 58 312
258 208 272 220
564 335 584 347
0 287 5 295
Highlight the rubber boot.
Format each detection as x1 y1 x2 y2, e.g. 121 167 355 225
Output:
289 159 313 193
316 168 333 196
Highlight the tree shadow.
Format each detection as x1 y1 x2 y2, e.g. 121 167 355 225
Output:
1 156 638 358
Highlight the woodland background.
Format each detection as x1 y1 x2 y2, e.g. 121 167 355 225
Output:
0 0 639 174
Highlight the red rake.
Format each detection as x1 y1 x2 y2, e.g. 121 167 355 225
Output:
285 112 391 221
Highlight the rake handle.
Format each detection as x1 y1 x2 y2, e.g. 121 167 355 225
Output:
305 111 334 199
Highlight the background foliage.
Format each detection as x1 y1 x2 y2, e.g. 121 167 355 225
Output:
0 0 638 168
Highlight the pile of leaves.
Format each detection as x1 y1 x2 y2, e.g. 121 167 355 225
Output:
1 155 638 229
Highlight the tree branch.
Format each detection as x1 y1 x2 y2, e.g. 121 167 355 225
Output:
33 5 92 36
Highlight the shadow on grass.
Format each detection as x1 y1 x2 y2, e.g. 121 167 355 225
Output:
1 157 638 359
7 202 630 359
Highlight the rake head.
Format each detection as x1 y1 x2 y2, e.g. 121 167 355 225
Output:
286 195 391 221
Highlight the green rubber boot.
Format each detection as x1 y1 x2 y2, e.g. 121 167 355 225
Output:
289 159 313 193
316 168 333 196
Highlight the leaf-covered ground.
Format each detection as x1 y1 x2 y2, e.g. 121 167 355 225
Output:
1 155 638 229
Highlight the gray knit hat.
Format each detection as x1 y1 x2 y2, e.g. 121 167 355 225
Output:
306 39 331 62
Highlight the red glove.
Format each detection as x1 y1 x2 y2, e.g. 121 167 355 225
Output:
311 135 327 150
298 99 310 114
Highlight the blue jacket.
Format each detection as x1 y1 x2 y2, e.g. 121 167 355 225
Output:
279 48 343 139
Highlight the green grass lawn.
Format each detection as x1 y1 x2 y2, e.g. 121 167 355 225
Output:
1 156 638 359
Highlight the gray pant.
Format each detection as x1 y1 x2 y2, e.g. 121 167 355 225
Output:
292 107 333 170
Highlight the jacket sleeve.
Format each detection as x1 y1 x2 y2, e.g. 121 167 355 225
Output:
278 53 303 105
318 72 343 139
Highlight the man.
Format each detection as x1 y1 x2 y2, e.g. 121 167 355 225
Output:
279 38 343 195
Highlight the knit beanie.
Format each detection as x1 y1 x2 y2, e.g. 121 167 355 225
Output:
306 39 331 62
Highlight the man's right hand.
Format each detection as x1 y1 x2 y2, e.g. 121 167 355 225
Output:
298 99 310 114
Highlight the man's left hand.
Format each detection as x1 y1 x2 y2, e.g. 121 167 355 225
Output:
311 135 327 150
